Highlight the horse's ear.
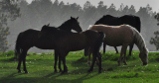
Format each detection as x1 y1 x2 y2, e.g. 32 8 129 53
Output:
76 17 79 20
47 23 50 26
70 16 73 19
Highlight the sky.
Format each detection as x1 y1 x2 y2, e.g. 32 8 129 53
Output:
26 0 159 12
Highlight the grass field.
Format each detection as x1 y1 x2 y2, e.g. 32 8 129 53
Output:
0 50 159 83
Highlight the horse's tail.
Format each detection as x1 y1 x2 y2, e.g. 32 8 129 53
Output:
84 32 104 56
14 33 22 60
94 32 104 52
135 16 141 32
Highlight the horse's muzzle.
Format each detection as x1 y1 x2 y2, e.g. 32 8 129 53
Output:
143 62 148 65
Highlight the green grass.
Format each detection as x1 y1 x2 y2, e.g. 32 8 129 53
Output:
0 50 159 83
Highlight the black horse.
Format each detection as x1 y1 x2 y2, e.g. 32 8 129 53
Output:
95 15 141 56
40 25 104 73
15 17 82 73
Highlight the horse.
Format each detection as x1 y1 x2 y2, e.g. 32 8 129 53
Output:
39 25 104 73
87 24 148 66
15 17 82 73
95 15 141 56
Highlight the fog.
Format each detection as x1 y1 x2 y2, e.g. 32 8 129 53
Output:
7 0 159 52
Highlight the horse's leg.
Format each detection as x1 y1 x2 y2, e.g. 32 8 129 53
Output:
54 50 58 73
17 53 22 73
60 52 68 74
97 52 102 73
87 53 91 66
118 44 128 66
58 55 62 72
114 46 119 54
88 52 97 72
103 42 106 54
22 50 28 73
84 47 91 65
61 56 68 74
123 45 128 65
129 43 134 56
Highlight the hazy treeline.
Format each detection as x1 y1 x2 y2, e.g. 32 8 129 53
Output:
8 0 158 52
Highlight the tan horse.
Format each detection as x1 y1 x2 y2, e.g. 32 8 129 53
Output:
87 24 148 66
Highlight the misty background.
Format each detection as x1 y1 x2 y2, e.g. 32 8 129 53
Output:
7 0 158 52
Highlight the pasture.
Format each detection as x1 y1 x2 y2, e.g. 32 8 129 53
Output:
0 50 159 83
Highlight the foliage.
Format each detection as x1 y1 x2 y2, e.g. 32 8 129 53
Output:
155 13 159 25
0 51 159 83
0 0 20 52
150 31 159 50
150 13 159 50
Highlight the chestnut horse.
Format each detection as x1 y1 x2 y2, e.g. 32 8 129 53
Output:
95 15 141 56
87 24 148 66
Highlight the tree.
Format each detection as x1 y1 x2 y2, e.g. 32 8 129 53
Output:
107 3 117 16
155 13 159 25
128 5 136 15
97 1 104 8
150 13 159 50
82 1 96 28
97 1 107 16
150 31 159 50
118 4 129 15
0 0 20 52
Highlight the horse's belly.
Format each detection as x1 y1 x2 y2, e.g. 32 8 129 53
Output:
35 42 55 49
105 38 123 46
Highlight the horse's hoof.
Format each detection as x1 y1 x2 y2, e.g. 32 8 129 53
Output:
128 54 132 56
98 67 103 73
87 62 91 66
54 70 57 73
124 63 127 65
87 69 93 73
61 71 67 74
18 70 21 73
59 69 62 72
98 70 102 73
25 71 28 74
117 61 121 66
123 61 127 65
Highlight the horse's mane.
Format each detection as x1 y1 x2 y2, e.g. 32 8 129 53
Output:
87 25 93 30
130 26 148 52
58 19 71 29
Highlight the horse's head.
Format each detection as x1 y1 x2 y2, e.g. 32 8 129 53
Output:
60 17 82 33
41 24 50 32
139 46 149 65
68 16 82 33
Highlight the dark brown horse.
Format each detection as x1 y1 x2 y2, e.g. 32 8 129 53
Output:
87 24 148 66
39 26 104 73
95 15 141 56
15 17 82 73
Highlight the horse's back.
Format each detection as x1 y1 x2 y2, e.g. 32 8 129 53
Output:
89 25 134 46
96 15 141 32
55 30 102 51
120 15 141 32
95 15 121 25
16 29 40 48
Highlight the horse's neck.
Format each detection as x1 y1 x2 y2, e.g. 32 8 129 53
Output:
133 28 146 51
58 22 71 31
90 26 111 37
